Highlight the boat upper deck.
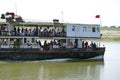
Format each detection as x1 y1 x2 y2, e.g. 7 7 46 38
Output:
0 20 101 39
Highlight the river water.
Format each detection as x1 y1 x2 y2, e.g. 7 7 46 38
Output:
0 42 120 80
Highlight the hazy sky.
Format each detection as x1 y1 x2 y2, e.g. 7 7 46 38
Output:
0 0 120 26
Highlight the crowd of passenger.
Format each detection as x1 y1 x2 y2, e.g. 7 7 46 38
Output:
82 41 97 48
67 41 97 49
0 27 66 37
39 40 97 51
36 40 97 51
26 40 61 51
1 39 97 50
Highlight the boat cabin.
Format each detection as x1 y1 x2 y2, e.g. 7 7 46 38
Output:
0 19 101 50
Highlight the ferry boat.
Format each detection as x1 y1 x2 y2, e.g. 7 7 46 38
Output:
0 12 105 60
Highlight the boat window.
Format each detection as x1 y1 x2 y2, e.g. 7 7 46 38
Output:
24 38 26 43
32 38 35 43
88 27 91 32
92 27 96 32
72 26 75 31
97 27 100 32
83 27 87 32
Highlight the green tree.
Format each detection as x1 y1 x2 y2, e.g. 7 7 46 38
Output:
110 26 116 28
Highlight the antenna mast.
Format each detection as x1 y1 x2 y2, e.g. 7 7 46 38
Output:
61 11 64 23
15 2 17 15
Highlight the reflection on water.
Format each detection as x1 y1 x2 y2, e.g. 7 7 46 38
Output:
0 61 104 80
0 42 120 80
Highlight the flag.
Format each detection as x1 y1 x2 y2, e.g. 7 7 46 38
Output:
95 15 102 26
95 15 100 18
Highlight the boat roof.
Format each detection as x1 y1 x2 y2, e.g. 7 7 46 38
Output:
0 20 100 27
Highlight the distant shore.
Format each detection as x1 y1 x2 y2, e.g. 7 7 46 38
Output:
101 27 120 41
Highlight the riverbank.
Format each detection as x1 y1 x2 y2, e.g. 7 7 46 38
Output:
101 27 120 41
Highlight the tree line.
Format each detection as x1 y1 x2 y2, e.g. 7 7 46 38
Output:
102 26 120 28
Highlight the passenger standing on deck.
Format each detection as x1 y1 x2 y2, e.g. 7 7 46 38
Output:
27 41 32 47
38 40 43 50
39 28 41 37
17 27 20 36
14 26 16 36
90 42 96 48
85 41 88 48
82 41 84 48
43 40 47 50
90 42 94 48
49 41 53 50
68 41 73 48
74 41 77 48
93 42 96 48
39 40 42 47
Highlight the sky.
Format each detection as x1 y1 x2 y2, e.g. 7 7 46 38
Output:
0 0 120 26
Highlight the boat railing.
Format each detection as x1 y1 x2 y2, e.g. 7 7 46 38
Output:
0 30 66 37
0 48 40 51
0 45 105 53
0 44 39 49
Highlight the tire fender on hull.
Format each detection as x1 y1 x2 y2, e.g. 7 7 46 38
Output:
79 52 84 56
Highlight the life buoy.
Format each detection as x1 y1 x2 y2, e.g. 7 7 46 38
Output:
79 52 84 56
